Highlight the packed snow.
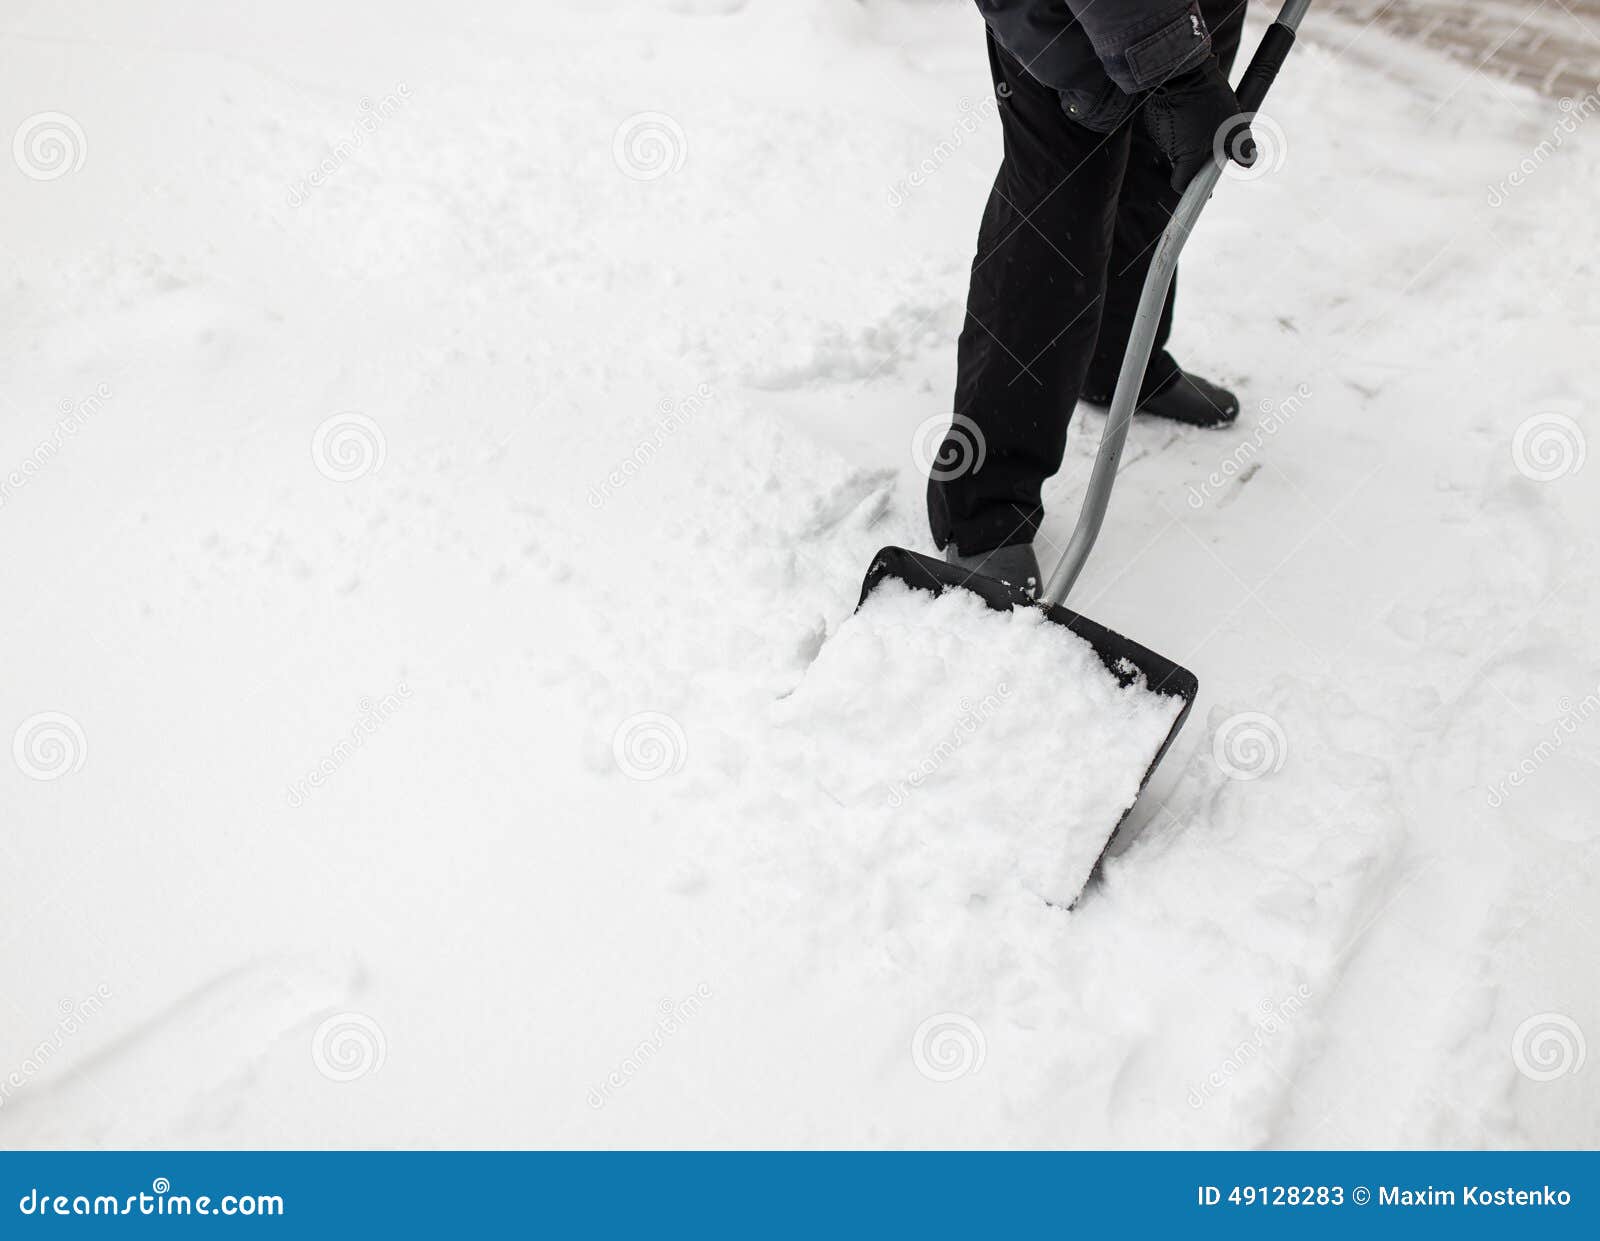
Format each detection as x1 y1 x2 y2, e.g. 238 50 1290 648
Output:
3 0 1597 1149
792 578 1186 906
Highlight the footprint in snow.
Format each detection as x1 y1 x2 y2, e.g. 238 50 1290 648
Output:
0 956 363 1145
747 302 958 391
799 467 898 538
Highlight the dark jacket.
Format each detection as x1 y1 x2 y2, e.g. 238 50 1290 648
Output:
975 0 1214 131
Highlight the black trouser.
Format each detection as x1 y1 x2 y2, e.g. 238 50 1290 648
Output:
929 2 1246 555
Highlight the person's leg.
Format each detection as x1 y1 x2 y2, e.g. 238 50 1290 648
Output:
1082 0 1249 406
929 33 1131 556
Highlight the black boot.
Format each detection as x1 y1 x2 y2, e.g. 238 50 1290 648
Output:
944 541 1041 599
1083 370 1240 428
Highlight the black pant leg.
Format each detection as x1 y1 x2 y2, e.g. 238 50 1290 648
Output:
1082 0 1249 402
929 33 1130 555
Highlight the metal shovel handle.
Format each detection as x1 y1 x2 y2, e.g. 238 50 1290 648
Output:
1041 0 1312 607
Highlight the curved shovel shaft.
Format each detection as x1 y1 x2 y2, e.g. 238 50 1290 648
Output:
1042 0 1312 608
1041 160 1222 606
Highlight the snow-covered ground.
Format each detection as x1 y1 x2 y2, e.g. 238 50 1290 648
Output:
3 0 1597 1149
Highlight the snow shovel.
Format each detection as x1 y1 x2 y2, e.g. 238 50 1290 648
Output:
856 0 1310 895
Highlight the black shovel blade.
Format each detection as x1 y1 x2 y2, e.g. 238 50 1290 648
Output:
857 546 1198 893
